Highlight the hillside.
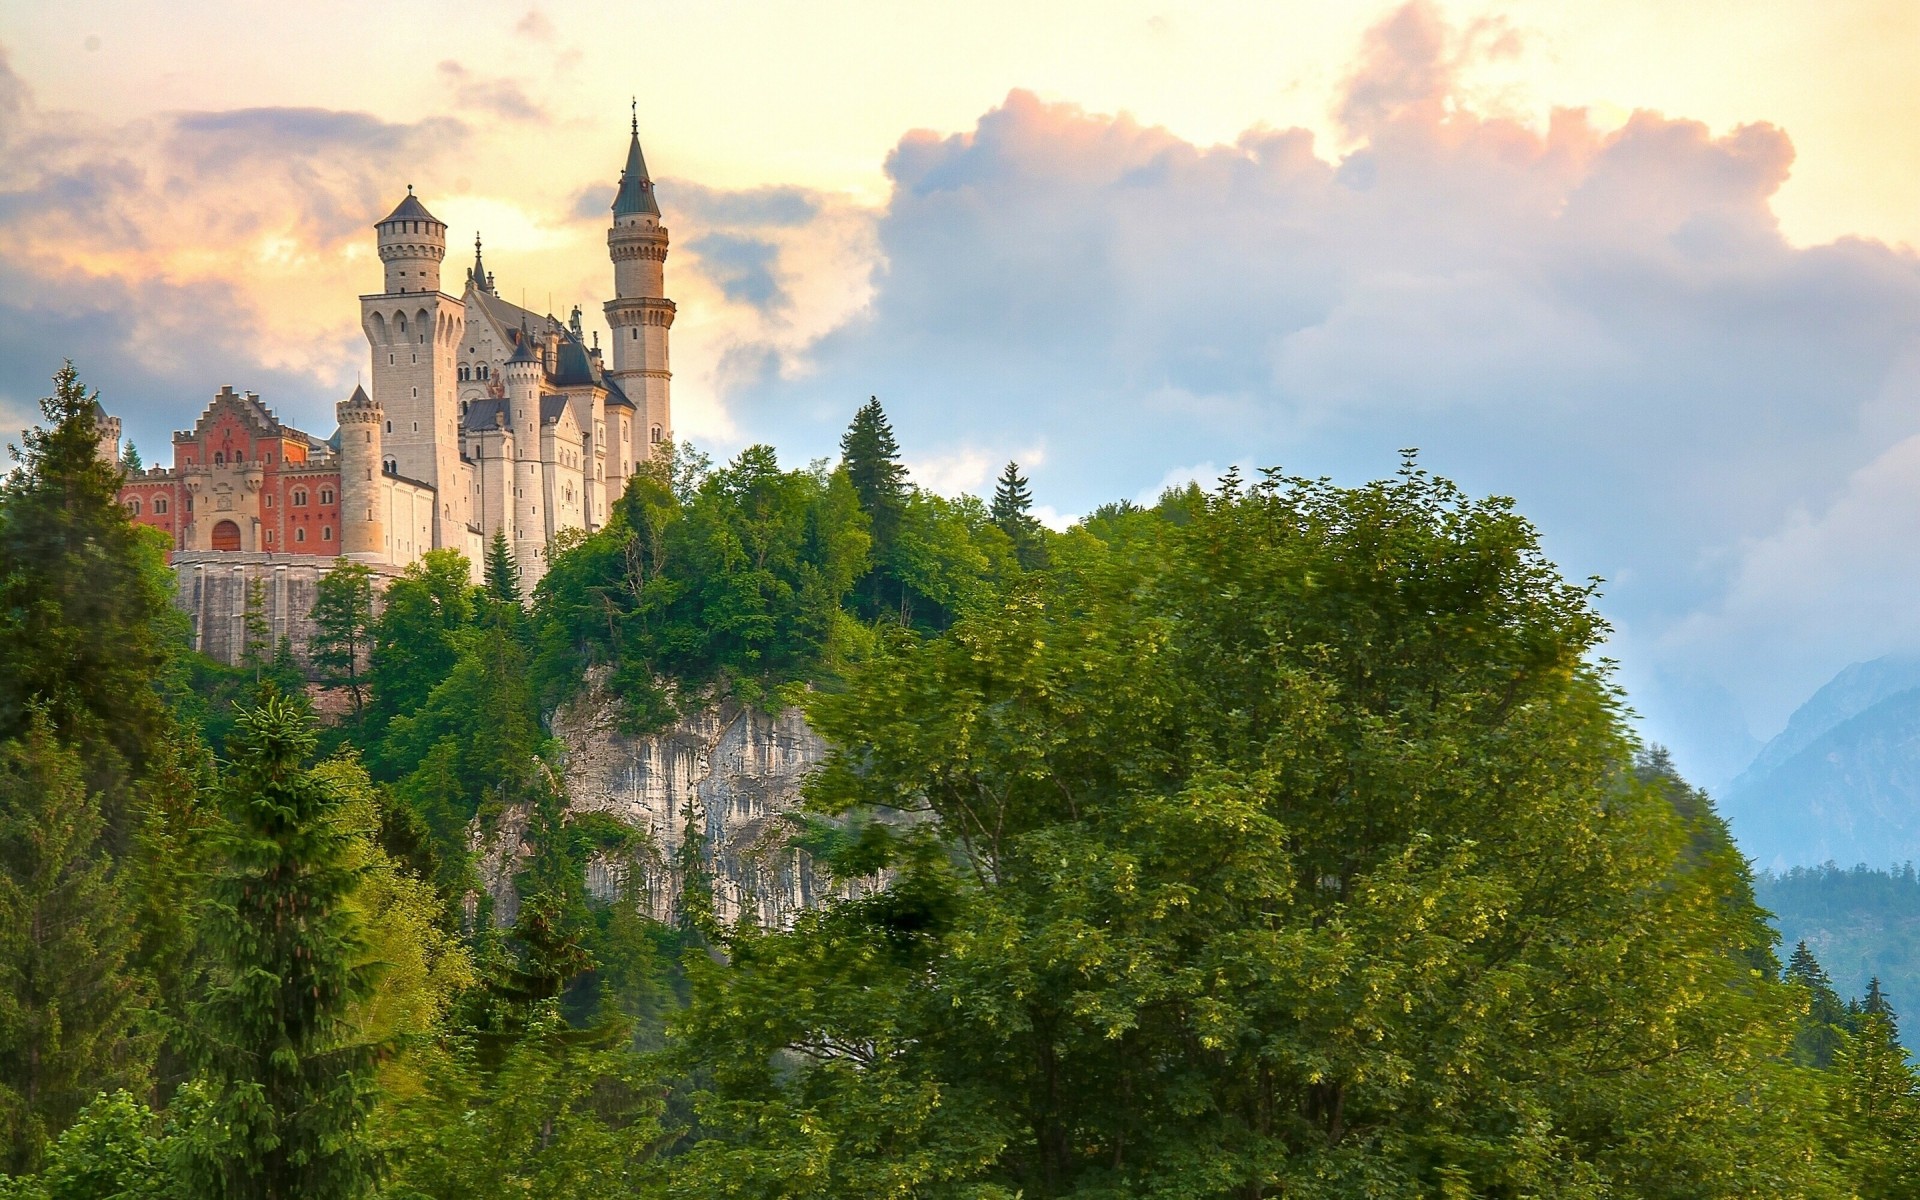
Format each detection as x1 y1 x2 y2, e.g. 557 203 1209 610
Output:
1723 656 1920 870
1757 864 1920 1030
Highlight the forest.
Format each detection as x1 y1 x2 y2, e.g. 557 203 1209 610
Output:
3 362 1920 1198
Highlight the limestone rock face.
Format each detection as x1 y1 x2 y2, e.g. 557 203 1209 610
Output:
494 685 855 928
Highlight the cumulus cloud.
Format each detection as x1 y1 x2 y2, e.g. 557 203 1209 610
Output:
707 1 1920 778
0 45 467 449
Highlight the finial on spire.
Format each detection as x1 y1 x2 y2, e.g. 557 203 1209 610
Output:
631 96 638 136
407 183 414 195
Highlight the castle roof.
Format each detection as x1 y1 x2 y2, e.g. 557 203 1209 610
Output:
612 126 660 218
379 190 440 226
344 384 373 407
462 398 511 433
603 376 635 410
540 395 573 426
505 333 541 366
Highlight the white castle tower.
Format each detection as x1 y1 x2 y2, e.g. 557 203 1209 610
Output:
604 110 675 462
361 188 470 551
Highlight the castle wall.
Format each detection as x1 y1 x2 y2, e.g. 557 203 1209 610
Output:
172 552 403 667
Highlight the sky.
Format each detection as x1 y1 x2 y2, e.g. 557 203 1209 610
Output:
2 0 1918 789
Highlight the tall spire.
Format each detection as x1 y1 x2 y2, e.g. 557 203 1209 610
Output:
468 232 496 294
612 104 660 218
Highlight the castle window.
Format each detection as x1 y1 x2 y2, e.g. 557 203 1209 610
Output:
296 528 306 543
264 494 273 508
320 488 335 505
126 498 142 515
214 451 225 464
322 526 333 541
153 498 168 514
293 489 308 506
632 328 637 339
386 421 392 433
650 425 663 444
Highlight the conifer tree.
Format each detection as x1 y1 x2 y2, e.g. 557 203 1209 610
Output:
0 712 145 1173
990 459 1046 569
181 697 376 1200
0 363 176 815
839 397 906 550
1786 940 1850 1067
310 561 375 714
118 442 142 474
484 530 521 607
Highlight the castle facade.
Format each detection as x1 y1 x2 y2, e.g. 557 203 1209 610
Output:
113 119 674 596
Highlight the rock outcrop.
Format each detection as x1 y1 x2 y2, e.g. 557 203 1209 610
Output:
479 683 859 927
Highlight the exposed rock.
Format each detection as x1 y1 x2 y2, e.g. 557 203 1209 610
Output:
475 680 867 927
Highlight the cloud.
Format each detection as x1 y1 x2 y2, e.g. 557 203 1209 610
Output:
687 233 784 309
514 10 556 40
0 45 465 451
704 3 1920 778
435 61 547 124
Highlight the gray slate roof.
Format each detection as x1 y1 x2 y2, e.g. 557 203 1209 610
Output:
379 191 440 226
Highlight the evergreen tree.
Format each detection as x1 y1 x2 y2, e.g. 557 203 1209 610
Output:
989 460 1032 532
839 398 907 546
1827 1006 1920 1196
310 561 375 715
118 442 142 475
0 363 177 821
484 530 521 608
180 698 376 1200
0 713 145 1173
1787 940 1850 1067
990 459 1046 570
1865 975 1896 1030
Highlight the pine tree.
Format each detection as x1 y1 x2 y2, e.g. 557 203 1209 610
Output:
0 363 177 821
1865 975 1897 1032
310 561 375 715
484 530 521 607
0 712 145 1173
991 459 1046 569
1786 940 1850 1068
989 460 1032 531
118 442 142 475
181 697 376 1200
839 397 907 549
672 795 714 936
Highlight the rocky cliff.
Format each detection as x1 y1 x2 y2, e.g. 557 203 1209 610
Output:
479 683 861 927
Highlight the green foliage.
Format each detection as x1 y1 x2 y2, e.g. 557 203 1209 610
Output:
366 550 477 737
179 698 377 1200
1825 1009 1920 1197
680 463 1836 1197
0 1090 176 1200
483 531 521 608
310 561 375 714
531 445 874 730
0 363 179 829
990 459 1046 570
1787 940 1852 1068
0 714 146 1174
839 397 907 557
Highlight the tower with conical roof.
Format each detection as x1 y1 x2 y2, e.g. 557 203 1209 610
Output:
604 106 675 466
360 187 470 553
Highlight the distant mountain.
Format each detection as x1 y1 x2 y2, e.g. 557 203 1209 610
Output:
1724 656 1920 870
1730 654 1920 794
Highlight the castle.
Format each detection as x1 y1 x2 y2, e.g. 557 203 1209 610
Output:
108 117 674 658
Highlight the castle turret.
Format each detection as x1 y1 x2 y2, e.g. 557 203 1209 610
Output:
503 333 548 580
361 188 468 551
377 188 446 294
604 108 675 468
336 385 385 562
